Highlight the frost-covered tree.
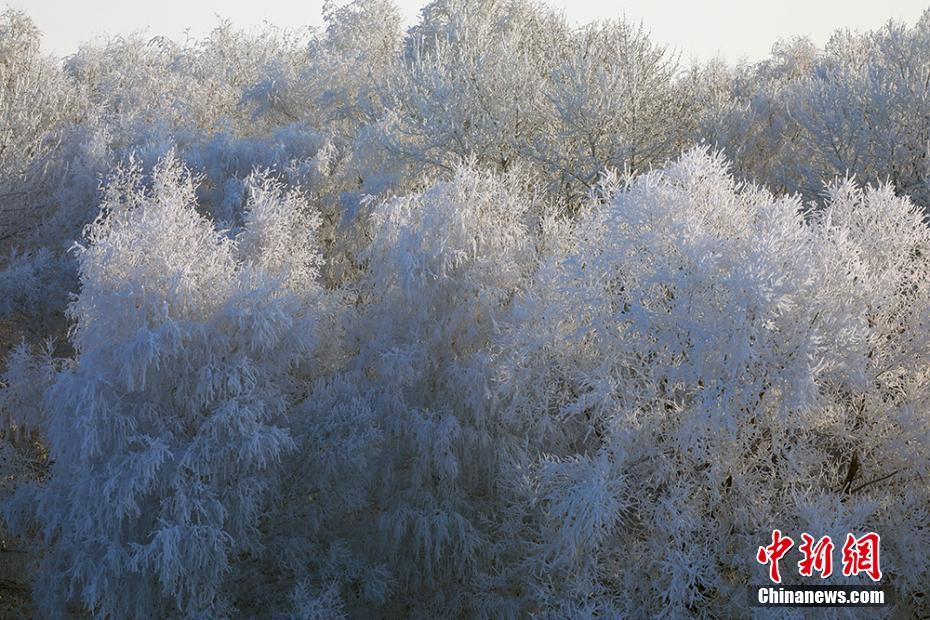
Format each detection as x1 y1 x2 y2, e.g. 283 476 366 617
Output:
787 16 930 205
3 155 327 617
491 149 930 616
373 0 551 180
0 10 86 239
695 12 930 208
528 19 692 200
378 0 690 203
346 165 538 616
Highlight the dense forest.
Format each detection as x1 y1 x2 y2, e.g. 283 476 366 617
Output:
2 1 930 616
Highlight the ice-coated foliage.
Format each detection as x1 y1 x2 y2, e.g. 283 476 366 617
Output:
3 1 930 618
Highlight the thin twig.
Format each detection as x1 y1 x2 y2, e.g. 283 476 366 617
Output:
850 470 900 495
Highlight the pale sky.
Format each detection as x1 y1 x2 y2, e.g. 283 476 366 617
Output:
11 0 930 63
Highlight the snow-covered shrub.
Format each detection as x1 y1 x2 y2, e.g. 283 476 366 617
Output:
2 154 327 617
